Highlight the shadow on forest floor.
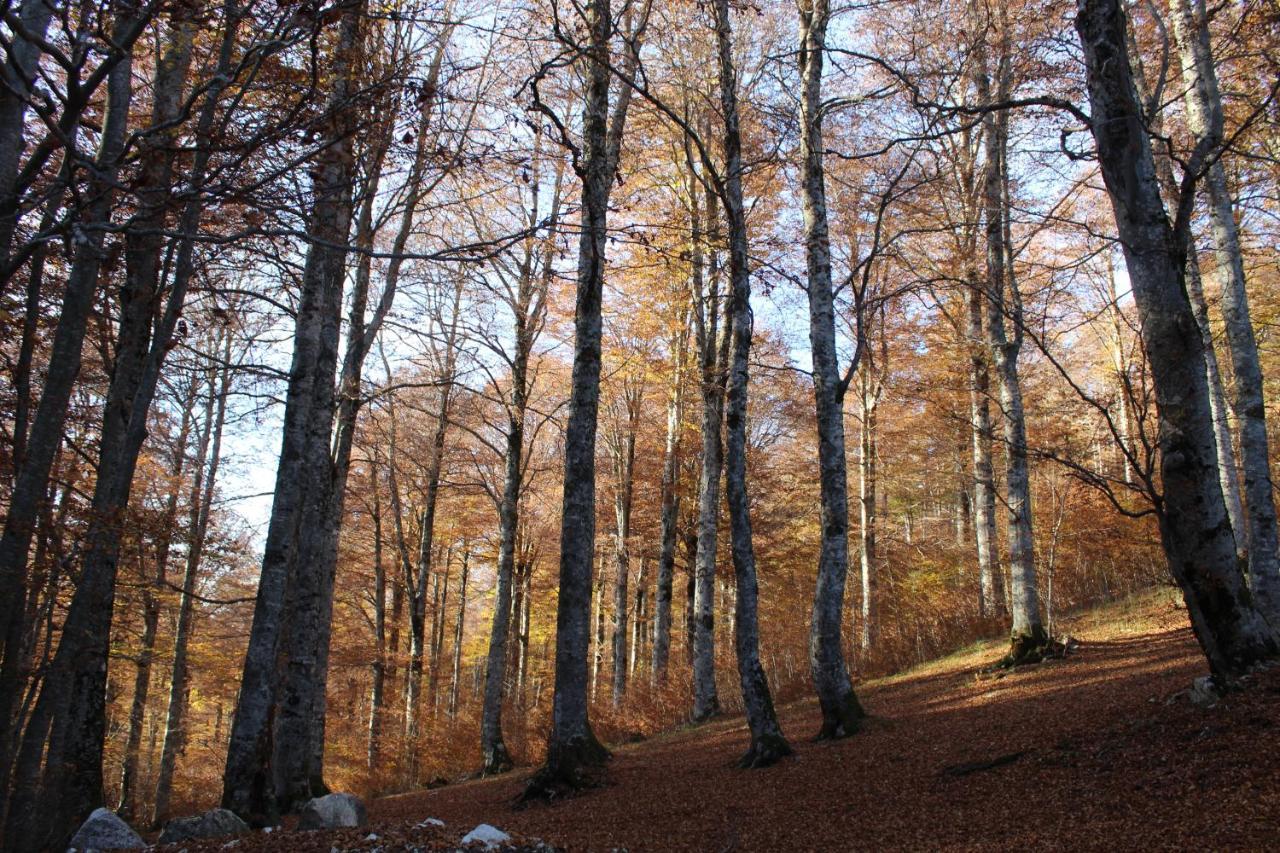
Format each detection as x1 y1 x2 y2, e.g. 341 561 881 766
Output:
163 588 1280 850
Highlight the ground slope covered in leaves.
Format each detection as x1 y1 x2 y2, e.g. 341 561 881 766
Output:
177 589 1280 850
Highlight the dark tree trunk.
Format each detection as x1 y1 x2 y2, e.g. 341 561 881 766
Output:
1075 0 1278 680
222 0 366 822
154 328 232 825
525 0 641 799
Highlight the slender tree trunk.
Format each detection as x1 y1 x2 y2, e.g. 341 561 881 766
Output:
610 386 640 707
652 313 688 682
859 370 879 652
975 15 1045 659
482 375 522 772
154 328 232 825
367 470 387 773
712 0 791 768
1169 0 1280 619
691 180 726 723
591 559 605 700
798 0 865 739
449 552 468 718
119 386 196 820
968 278 1004 619
405 279 463 782
1076 0 1278 679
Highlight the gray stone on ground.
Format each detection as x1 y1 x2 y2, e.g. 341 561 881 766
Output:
67 807 144 852
461 823 512 848
297 792 367 830
158 807 250 844
1188 675 1220 708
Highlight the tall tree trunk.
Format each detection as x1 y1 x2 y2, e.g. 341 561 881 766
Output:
449 550 468 718
405 278 463 782
691 178 726 723
652 311 689 682
367 467 387 773
968 277 1004 619
222 0 366 822
798 0 865 739
1075 0 1278 680
858 367 880 652
1169 0 1280 618
481 339 525 771
712 0 791 768
975 13 1046 660
154 327 233 824
119 385 196 821
0 17 140 804
609 384 641 707
1125 15 1244 548
527 0 642 797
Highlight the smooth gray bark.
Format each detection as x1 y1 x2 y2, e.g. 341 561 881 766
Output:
975 16 1046 658
711 0 791 768
1169 0 1280 619
1075 0 1278 679
652 310 689 682
858 364 884 652
608 382 642 707
1123 9 1245 554
526 0 641 797
449 550 468 718
798 0 865 739
691 178 727 723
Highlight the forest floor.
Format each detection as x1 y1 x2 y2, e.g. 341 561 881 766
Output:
167 588 1280 851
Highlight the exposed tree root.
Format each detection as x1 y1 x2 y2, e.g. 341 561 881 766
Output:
517 731 611 805
814 690 866 740
737 732 793 769
481 740 514 777
993 626 1054 670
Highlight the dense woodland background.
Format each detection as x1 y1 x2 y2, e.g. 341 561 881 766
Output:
0 0 1276 846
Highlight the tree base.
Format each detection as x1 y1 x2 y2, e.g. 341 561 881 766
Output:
690 698 721 725
814 689 866 741
996 626 1052 669
517 730 611 805
737 732 792 769
481 740 514 777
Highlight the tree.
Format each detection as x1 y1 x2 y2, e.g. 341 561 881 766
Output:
797 0 866 740
711 0 791 768
524 0 644 798
1075 0 1278 681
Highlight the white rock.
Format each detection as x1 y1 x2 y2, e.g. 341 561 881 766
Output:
461 823 512 848
417 818 446 828
67 807 145 852
298 792 367 830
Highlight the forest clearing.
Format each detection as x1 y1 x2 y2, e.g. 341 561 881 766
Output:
0 0 1277 847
